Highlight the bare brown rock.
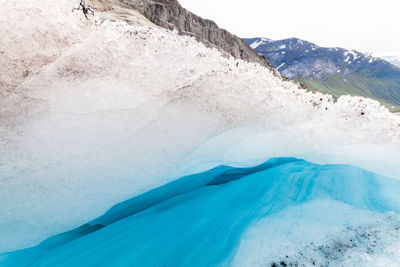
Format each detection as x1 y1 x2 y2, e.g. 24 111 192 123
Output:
114 0 277 72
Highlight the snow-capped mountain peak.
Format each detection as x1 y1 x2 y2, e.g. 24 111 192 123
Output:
245 37 384 79
248 37 271 49
245 37 400 110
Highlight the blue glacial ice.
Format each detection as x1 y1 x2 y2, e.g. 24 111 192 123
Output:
2 157 400 266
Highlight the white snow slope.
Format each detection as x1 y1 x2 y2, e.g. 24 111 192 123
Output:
1 0 400 264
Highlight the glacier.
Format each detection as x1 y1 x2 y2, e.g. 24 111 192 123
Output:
2 158 400 266
1 0 400 265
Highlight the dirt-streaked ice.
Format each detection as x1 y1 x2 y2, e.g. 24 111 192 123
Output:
1 0 400 264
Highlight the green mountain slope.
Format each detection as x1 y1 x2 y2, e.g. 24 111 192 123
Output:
245 38 400 112
296 74 400 112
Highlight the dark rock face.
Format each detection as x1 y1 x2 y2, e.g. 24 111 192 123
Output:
120 0 277 72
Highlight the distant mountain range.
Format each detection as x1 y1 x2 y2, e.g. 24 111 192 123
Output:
245 38 400 111
380 54 400 68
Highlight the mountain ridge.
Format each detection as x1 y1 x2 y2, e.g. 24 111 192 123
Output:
380 54 400 68
92 0 277 71
245 37 400 111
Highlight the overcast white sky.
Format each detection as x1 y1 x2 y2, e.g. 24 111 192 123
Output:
179 0 400 55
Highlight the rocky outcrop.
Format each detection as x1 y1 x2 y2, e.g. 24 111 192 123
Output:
101 0 277 72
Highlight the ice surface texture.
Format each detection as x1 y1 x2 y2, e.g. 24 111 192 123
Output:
1 0 400 258
2 158 400 266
